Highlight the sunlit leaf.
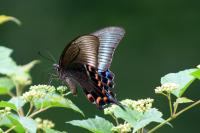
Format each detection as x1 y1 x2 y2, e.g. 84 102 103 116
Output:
161 69 197 97
34 93 84 116
67 116 114 133
0 113 25 133
112 106 169 133
113 106 143 124
175 97 194 104
19 117 37 133
132 108 168 133
191 69 200 80
9 97 26 110
0 77 14 95
0 15 21 25
0 101 17 111
0 46 18 75
0 46 39 87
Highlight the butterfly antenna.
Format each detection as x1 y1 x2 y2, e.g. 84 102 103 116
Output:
46 50 57 63
38 51 56 63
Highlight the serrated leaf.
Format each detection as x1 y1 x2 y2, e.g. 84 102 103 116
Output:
113 106 143 125
161 69 197 97
19 117 37 133
0 101 17 111
0 15 21 25
0 113 25 133
9 97 26 110
0 77 15 95
175 97 194 104
34 94 84 116
112 107 169 133
67 116 114 133
132 108 168 133
0 46 39 87
44 128 67 133
0 46 18 75
191 69 200 80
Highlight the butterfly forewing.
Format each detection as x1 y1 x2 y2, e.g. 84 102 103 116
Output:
59 35 99 69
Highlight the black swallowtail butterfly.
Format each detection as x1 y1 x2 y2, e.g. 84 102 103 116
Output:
54 26 125 109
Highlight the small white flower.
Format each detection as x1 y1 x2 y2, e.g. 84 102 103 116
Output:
104 104 117 115
112 123 132 133
57 86 68 94
30 85 55 93
35 117 55 129
5 107 11 112
121 98 154 113
155 83 179 94
23 89 46 102
197 64 200 69
0 107 11 117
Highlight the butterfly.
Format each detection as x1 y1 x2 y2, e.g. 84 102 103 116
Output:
54 26 125 109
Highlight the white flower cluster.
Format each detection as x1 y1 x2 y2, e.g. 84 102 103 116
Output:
23 89 46 102
112 123 132 133
23 85 57 102
35 117 55 129
30 85 56 93
155 83 179 94
104 104 118 115
57 86 68 94
121 98 154 113
0 107 11 117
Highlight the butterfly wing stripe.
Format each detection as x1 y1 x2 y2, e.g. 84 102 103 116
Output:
91 27 125 71
60 35 99 68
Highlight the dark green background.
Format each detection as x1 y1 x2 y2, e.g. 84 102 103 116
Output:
0 0 199 133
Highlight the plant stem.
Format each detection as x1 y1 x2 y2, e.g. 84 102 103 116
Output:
15 84 25 116
175 99 200 116
26 103 33 116
28 107 49 118
8 91 15 97
148 99 200 133
4 126 16 133
141 128 144 133
167 94 173 116
111 114 119 126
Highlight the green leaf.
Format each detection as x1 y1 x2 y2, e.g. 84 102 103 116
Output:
0 77 15 95
161 69 197 97
67 116 114 133
44 128 67 133
132 108 168 133
34 94 84 116
0 15 21 25
191 69 200 80
22 60 40 73
0 46 18 75
0 101 17 111
113 106 143 125
175 97 194 104
112 107 168 133
0 113 25 133
0 46 39 87
9 97 26 110
19 117 37 133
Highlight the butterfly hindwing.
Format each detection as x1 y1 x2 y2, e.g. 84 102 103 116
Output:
91 27 125 71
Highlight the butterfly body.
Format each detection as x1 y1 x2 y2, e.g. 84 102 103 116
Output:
55 27 125 108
